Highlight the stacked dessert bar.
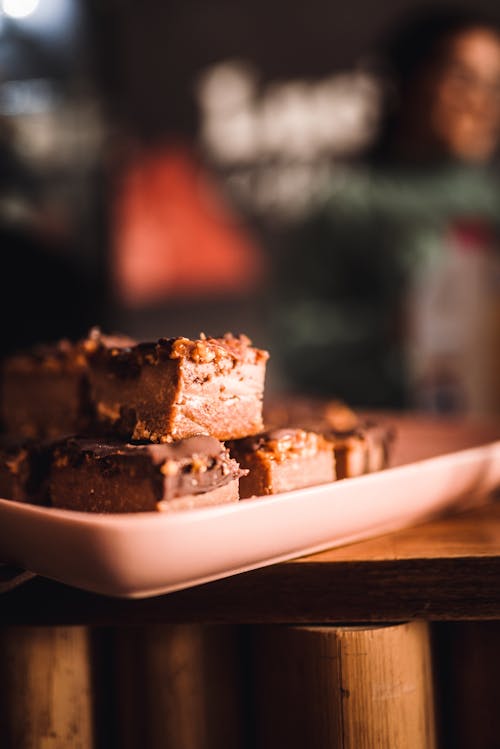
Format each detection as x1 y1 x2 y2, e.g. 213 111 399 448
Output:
0 330 266 512
263 397 395 481
0 330 393 512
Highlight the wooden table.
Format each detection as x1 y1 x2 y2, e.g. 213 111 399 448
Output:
2 500 500 626
2 500 500 748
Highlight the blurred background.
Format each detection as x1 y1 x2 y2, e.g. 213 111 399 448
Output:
1 0 500 414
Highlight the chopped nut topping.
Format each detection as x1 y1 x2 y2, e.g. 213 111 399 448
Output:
160 460 179 476
191 455 208 472
239 429 331 463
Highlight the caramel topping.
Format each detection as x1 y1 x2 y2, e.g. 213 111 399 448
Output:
170 338 217 364
160 460 179 477
86 333 268 375
168 333 268 365
234 428 331 463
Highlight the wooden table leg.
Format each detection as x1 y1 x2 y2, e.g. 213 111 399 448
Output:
0 626 94 749
251 622 437 749
113 624 245 749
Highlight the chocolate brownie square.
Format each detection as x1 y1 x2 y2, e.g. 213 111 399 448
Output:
86 334 268 442
2 340 88 439
264 398 394 480
50 435 242 513
1 329 135 439
325 421 395 479
228 428 335 498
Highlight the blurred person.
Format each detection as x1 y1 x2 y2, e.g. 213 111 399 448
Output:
275 7 500 413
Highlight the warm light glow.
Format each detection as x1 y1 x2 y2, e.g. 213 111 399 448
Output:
1 0 40 19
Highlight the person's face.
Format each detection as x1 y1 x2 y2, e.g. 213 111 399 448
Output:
424 28 500 162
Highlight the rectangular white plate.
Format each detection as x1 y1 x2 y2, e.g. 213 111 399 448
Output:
0 416 499 598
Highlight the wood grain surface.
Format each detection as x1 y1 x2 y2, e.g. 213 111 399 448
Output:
2 501 500 625
252 623 436 749
0 627 94 748
113 625 245 749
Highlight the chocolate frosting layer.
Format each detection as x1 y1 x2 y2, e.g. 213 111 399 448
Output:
324 420 396 443
53 436 241 500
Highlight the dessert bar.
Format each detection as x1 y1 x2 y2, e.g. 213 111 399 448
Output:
50 435 242 513
1 329 135 439
325 421 394 479
2 340 89 439
264 398 393 479
229 428 335 498
86 334 268 442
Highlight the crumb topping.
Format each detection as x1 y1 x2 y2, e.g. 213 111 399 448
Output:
86 332 268 374
234 428 331 462
167 333 268 365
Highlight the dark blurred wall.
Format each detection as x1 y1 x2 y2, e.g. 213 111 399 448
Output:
88 0 500 139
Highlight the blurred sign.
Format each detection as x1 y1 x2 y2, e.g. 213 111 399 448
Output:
196 60 381 221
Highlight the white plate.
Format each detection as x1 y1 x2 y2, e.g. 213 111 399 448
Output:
0 417 499 598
